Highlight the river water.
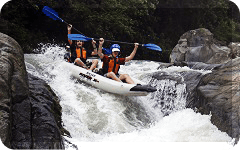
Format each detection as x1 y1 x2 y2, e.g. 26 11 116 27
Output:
24 44 236 150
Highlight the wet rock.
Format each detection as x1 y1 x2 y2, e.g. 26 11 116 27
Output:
189 58 240 143
0 32 31 148
28 73 65 149
179 71 205 108
170 28 231 64
0 32 66 149
148 71 187 116
157 62 174 69
182 61 222 70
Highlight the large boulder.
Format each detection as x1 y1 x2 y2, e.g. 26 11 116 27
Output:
0 32 66 149
188 57 240 143
170 28 232 64
0 32 30 148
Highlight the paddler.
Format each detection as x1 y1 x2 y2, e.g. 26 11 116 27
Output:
97 38 139 84
67 24 98 71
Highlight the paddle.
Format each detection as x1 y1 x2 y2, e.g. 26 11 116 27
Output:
68 34 92 41
42 6 84 35
68 34 162 51
42 6 162 51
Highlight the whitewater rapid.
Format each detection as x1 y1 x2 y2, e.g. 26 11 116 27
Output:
24 44 236 149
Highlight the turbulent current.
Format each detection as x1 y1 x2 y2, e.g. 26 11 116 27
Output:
24 44 236 149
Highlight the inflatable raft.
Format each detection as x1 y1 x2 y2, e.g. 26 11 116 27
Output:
61 62 157 96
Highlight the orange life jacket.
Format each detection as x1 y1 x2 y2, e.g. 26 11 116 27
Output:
102 56 123 75
76 47 87 60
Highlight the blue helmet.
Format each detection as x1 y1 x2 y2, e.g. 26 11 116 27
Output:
110 44 120 52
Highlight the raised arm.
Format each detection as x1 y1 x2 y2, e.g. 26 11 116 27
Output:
125 43 139 62
98 38 105 59
91 39 98 55
67 24 72 45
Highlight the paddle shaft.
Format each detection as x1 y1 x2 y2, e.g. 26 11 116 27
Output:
68 34 161 50
63 21 85 35
93 38 142 46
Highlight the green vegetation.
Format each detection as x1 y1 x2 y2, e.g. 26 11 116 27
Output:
0 0 239 62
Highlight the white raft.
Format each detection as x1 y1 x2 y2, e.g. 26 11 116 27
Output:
61 62 157 96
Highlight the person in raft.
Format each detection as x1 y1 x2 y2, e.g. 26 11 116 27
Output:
67 24 98 71
97 38 139 84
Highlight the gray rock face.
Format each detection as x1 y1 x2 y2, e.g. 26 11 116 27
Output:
0 32 65 149
0 32 30 148
28 73 64 149
170 28 231 64
195 58 240 143
184 58 240 144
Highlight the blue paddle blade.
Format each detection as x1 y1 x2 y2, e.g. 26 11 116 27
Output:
42 6 63 22
102 48 112 55
68 34 92 41
68 34 85 39
143 44 162 51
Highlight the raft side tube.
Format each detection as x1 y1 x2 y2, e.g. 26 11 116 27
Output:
130 84 157 92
